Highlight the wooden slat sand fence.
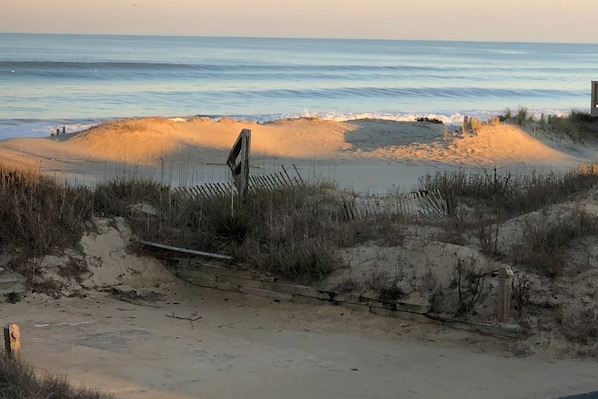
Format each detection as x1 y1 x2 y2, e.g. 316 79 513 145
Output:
342 189 448 220
173 165 446 219
174 165 305 200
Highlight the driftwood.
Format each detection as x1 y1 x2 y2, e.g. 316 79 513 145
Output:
136 239 233 260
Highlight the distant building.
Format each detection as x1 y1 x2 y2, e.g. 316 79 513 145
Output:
592 81 598 117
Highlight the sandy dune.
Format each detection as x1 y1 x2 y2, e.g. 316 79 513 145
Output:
0 116 592 191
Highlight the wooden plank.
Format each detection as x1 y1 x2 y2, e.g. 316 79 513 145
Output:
280 165 294 186
292 164 305 185
137 240 233 260
273 172 287 188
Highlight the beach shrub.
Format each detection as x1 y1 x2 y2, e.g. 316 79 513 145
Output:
430 258 488 316
452 258 488 316
511 273 531 314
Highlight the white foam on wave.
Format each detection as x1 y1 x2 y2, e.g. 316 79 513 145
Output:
282 111 492 126
287 108 582 125
0 108 582 141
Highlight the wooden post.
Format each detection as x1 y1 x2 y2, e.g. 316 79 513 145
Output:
497 267 513 322
4 324 20 358
591 81 598 117
226 129 251 200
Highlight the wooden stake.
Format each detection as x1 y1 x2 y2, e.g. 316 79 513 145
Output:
498 267 513 322
4 324 20 358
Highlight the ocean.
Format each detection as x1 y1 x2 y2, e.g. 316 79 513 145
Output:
1 33 597 140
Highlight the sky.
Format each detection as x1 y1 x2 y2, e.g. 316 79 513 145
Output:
1 0 595 43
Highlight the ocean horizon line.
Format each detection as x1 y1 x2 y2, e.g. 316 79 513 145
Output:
1 32 597 46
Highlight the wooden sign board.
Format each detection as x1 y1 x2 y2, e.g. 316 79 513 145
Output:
226 129 251 199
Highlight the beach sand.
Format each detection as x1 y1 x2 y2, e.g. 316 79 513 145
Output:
1 116 598 398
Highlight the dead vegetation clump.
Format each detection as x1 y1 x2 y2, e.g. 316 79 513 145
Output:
429 258 490 317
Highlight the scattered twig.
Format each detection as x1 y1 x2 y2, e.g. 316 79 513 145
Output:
166 311 202 321
166 311 202 330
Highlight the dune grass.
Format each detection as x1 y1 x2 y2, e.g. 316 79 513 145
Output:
418 164 598 219
500 107 598 141
419 163 598 277
0 162 94 258
3 152 598 283
0 355 113 399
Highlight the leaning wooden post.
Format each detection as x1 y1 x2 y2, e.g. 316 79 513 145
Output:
497 267 513 322
226 129 251 201
4 324 20 358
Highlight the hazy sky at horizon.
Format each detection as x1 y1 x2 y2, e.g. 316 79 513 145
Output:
1 0 594 43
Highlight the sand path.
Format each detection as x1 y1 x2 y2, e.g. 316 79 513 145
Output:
6 283 598 399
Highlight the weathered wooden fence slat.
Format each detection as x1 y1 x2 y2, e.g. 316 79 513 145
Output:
342 189 448 221
174 165 306 201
